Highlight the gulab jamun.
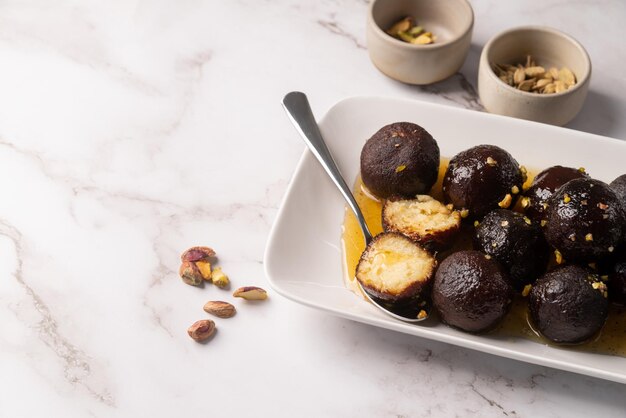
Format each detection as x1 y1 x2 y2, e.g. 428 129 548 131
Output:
442 145 524 219
382 195 461 251
610 174 626 206
604 246 626 306
529 265 609 344
356 232 436 304
360 122 439 199
609 174 626 241
544 178 624 262
432 250 512 333
474 209 549 292
521 165 589 222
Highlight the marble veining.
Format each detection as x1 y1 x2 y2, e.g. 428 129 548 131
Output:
0 0 624 417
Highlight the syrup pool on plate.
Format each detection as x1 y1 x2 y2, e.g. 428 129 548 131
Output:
341 160 626 356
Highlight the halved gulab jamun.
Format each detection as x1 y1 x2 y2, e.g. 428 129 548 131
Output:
382 195 461 251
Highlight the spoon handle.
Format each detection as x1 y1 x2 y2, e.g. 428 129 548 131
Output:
282 92 373 244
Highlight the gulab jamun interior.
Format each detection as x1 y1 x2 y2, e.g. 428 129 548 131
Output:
356 232 436 305
382 195 461 251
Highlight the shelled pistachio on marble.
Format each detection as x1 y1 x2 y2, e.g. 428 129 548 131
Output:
233 286 268 300
187 319 216 342
492 55 577 94
211 267 230 288
386 16 436 45
203 301 237 318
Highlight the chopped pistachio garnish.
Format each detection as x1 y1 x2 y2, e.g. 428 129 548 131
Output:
395 165 407 173
563 194 571 203
592 282 607 292
522 284 532 297
498 194 513 208
520 196 530 208
520 165 528 182
555 249 564 264
585 233 593 242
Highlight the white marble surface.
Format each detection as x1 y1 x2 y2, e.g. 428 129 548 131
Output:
0 0 624 416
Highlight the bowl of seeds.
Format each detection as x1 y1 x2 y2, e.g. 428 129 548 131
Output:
478 26 591 126
366 0 474 85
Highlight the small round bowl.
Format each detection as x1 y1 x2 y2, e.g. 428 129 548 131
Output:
478 26 591 126
366 0 474 85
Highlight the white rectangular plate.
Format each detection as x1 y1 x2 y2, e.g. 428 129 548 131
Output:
264 96 626 384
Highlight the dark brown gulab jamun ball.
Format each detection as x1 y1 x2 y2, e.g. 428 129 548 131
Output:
360 122 440 199
610 174 626 206
606 246 626 306
432 250 512 333
442 145 524 219
473 209 549 292
529 265 609 344
609 174 626 241
543 178 624 262
521 165 589 222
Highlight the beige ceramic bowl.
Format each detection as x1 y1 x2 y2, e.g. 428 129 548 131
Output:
478 26 591 126
366 0 473 85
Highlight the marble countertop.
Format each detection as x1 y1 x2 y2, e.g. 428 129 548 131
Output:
0 1 624 416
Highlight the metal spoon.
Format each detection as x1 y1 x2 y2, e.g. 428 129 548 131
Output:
281 91 429 323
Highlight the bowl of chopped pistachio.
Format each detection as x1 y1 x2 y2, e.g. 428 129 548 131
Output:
478 26 591 126
366 0 474 85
